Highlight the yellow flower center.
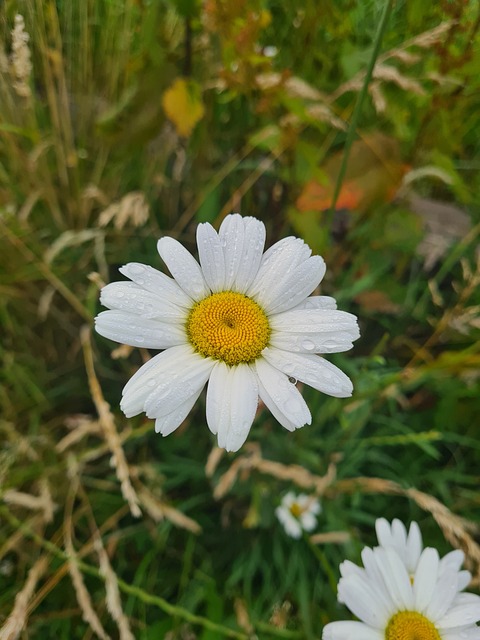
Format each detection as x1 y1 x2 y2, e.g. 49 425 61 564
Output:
385 611 441 640
186 291 270 366
289 503 304 518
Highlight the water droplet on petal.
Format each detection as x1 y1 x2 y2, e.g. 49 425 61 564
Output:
116 291 125 298
301 339 315 351
288 376 297 384
283 363 295 374
135 336 144 343
147 378 156 387
130 264 145 275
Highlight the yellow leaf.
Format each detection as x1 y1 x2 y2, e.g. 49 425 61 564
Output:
161 78 205 137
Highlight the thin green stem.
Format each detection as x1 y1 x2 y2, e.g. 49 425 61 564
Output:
328 0 394 217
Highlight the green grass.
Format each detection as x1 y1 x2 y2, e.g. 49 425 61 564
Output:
1 0 480 637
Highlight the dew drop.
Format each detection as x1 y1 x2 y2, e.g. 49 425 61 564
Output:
301 339 315 351
116 291 125 298
282 363 295 374
288 376 297 384
129 264 145 275
135 336 145 343
192 283 204 296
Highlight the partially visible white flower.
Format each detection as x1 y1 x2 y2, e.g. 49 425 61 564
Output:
323 518 480 640
95 214 359 452
275 492 321 539
375 518 472 592
375 517 423 575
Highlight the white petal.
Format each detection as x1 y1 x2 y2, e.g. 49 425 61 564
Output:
262 347 353 398
247 237 310 301
406 521 423 571
255 358 311 430
257 378 296 431
424 567 458 621
206 363 258 451
439 550 465 575
157 236 210 300
391 519 408 551
223 365 258 452
442 628 480 640
339 559 364 581
206 361 228 435
375 518 394 547
300 511 317 532
457 570 472 591
291 295 337 311
270 309 359 354
120 345 207 418
219 214 266 292
373 548 414 611
119 262 192 308
260 236 312 269
360 548 397 613
154 387 203 436
100 281 188 322
196 222 226 292
437 598 480 628
323 621 382 640
95 310 186 349
249 252 326 314
276 507 302 538
338 573 390 628
143 352 214 418
413 548 439 612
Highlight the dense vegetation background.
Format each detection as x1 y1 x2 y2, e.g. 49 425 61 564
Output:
1 1 479 637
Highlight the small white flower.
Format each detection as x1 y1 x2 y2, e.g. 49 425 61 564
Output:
275 491 321 539
323 518 480 640
95 214 359 452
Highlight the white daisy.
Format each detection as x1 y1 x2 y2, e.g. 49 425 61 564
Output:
275 491 321 539
323 519 480 640
95 214 359 452
374 518 473 595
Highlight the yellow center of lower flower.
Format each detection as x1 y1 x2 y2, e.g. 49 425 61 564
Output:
385 611 441 640
186 291 270 366
289 503 304 518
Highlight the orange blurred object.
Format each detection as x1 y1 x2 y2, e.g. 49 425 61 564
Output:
296 133 409 214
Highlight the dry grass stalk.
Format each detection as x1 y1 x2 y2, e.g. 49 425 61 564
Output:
234 598 255 635
309 531 351 545
81 326 141 518
65 536 111 640
138 486 202 534
10 15 32 99
3 486 56 524
205 446 225 477
94 536 135 640
56 415 102 453
330 476 480 584
98 192 150 229
0 515 42 562
1 421 39 461
212 443 336 500
330 20 453 104
0 555 48 640
63 463 111 640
